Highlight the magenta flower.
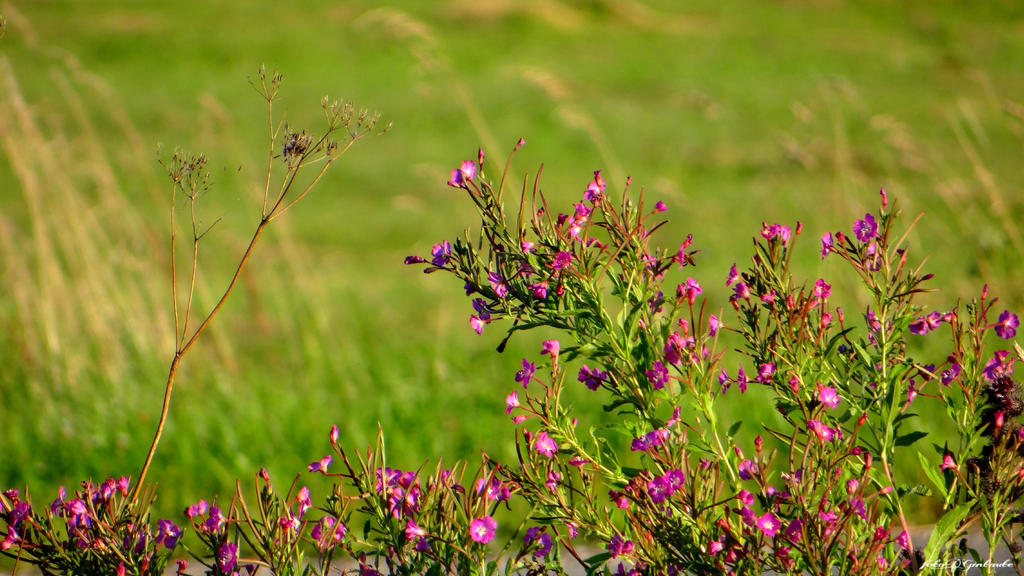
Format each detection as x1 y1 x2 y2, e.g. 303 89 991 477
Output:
541 339 560 358
820 232 833 259
447 160 476 188
708 314 720 336
726 263 739 286
941 361 962 386
607 533 634 558
551 251 572 270
469 516 497 544
808 420 835 442
897 530 911 550
534 430 558 458
736 366 748 393
529 281 548 299
817 385 840 409
995 310 1019 339
654 201 667 213
853 213 878 242
941 453 957 471
308 455 332 474
578 365 608 390
757 512 780 538
505 391 520 414
645 361 669 389
470 315 489 335
731 282 750 302
584 170 606 202
186 499 209 520
813 278 831 300
757 363 775 384
515 359 536 387
738 458 758 480
488 271 508 299
677 278 702 305
405 519 427 541
217 542 238 574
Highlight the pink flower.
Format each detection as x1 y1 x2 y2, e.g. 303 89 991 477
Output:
708 314 720 336
817 385 840 409
757 512 780 538
607 533 634 558
469 516 497 544
447 160 476 188
534 430 558 458
551 251 572 270
308 455 333 474
941 453 957 471
541 339 560 358
505 391 520 414
654 201 667 213
813 278 832 300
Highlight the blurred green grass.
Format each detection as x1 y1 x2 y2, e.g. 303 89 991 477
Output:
1 0 1023 526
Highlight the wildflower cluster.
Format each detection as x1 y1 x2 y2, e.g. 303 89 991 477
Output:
405 149 1024 575
0 478 181 575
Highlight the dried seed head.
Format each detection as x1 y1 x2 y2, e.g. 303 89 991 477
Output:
987 375 1024 418
282 129 313 164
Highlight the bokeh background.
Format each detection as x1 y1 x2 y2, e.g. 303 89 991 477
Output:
2 0 1023 525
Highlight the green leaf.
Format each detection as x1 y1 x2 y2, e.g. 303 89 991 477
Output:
895 430 928 447
585 552 612 576
923 502 972 563
727 420 743 438
917 451 947 499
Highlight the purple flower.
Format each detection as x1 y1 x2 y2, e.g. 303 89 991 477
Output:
853 213 878 242
551 251 572 270
941 361 962 386
185 499 208 520
820 232 833 259
761 223 791 245
757 512 780 538
534 430 558 458
984 350 1013 380
217 542 238 574
469 516 497 544
431 241 451 266
645 361 669 389
447 160 476 188
469 315 488 335
156 519 182 549
736 366 748 393
545 470 562 493
757 363 775 384
515 359 536 387
738 459 758 480
529 281 548 299
817 385 840 409
578 365 608 390
995 310 1019 339
654 201 667 213
608 533 634 558
308 455 333 474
